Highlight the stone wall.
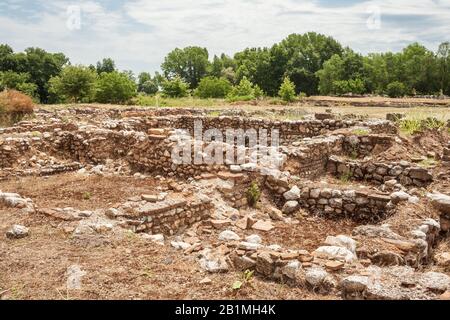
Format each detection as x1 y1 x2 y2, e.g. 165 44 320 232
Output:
107 194 213 236
146 116 396 143
283 135 344 179
343 134 394 158
0 138 31 168
327 156 433 187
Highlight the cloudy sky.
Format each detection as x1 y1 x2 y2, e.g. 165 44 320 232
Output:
0 0 449 74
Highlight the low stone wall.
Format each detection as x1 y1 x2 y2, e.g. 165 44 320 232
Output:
145 116 396 143
108 194 213 236
343 134 394 158
293 186 392 222
327 156 433 187
0 138 31 168
283 135 344 179
0 121 78 135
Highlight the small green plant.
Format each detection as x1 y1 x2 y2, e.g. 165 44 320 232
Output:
421 117 445 130
232 269 255 291
399 116 446 135
351 128 370 136
82 191 92 200
349 147 358 160
246 181 261 208
399 119 422 135
418 157 439 168
339 171 352 183
208 110 221 117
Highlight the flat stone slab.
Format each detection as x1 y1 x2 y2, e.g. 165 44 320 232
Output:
137 198 187 217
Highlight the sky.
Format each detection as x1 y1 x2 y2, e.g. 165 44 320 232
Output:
0 0 449 75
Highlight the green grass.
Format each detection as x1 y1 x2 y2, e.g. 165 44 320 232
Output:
351 128 370 135
399 112 447 135
418 157 439 168
134 94 226 108
339 171 352 183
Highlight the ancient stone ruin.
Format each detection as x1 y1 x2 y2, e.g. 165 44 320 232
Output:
1 106 450 300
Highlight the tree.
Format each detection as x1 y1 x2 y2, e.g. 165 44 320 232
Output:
13 48 68 103
277 32 343 96
278 77 296 102
138 72 159 95
400 43 438 94
227 76 264 101
96 58 116 74
195 77 232 98
210 54 236 83
386 81 407 98
0 44 17 71
161 47 210 89
95 71 137 104
48 65 97 103
161 76 189 98
0 71 38 98
316 54 344 95
437 42 450 95
317 49 366 95
235 48 275 95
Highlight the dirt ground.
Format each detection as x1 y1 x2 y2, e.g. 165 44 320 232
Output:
0 174 350 300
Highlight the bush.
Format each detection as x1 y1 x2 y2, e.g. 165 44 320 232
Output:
195 77 232 98
95 71 137 104
49 65 97 103
161 76 189 98
386 81 407 98
332 78 365 95
0 71 38 99
0 89 34 123
278 77 296 102
140 80 159 95
246 181 261 208
227 77 264 102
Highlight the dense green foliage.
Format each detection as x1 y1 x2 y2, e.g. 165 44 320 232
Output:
278 77 297 102
227 77 264 102
195 77 232 98
96 58 116 74
137 72 159 95
161 46 210 89
1 33 449 105
95 71 137 104
49 65 97 102
386 81 408 98
161 76 189 98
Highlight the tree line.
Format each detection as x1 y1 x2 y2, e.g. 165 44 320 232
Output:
1 32 449 104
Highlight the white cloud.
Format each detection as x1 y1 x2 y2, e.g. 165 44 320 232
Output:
0 0 449 74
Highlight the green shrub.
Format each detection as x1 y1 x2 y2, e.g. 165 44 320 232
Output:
332 78 365 95
161 76 189 98
246 181 261 208
386 81 407 98
0 71 38 99
140 80 159 95
278 77 296 102
227 77 264 102
49 65 97 103
195 76 232 98
95 71 137 104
